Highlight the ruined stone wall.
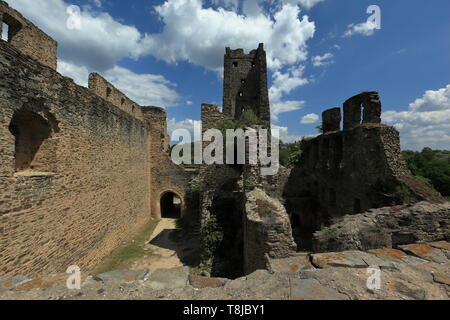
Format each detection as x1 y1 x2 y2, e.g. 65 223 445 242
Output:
284 92 445 250
313 201 450 253
244 188 296 275
0 40 152 276
0 1 57 70
222 44 270 128
144 106 188 220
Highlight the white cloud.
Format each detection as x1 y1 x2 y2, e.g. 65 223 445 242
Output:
343 21 378 38
8 0 144 72
382 85 450 150
312 52 333 67
300 113 319 124
58 60 180 107
269 66 309 121
103 66 180 108
281 0 325 10
186 100 194 105
140 0 316 72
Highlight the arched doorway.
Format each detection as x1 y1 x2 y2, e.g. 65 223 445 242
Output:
160 192 182 218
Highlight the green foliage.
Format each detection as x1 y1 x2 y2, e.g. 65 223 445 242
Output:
394 184 414 199
279 142 302 167
177 173 201 233
216 109 260 134
255 199 277 218
200 214 224 262
239 109 260 127
91 219 160 275
402 148 450 196
446 196 450 202
321 226 339 241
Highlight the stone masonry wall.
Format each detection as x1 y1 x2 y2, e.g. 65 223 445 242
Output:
283 92 445 250
0 1 57 70
222 43 270 128
143 106 188 219
0 40 151 277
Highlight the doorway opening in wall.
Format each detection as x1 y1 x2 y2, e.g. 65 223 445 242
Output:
8 111 52 172
160 192 181 219
1 23 9 41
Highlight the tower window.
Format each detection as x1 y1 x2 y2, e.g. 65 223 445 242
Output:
239 92 243 97
121 98 125 105
106 87 112 98
241 79 246 84
1 23 9 41
233 62 238 67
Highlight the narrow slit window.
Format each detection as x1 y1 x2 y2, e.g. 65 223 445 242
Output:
106 87 112 98
233 61 238 68
1 23 9 41
239 92 243 97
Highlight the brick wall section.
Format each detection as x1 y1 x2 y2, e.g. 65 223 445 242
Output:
143 106 188 219
0 1 57 70
0 40 152 276
88 73 144 121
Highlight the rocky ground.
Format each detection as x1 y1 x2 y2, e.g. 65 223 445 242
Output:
0 241 449 300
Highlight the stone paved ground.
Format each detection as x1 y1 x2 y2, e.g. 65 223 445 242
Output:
0 241 449 300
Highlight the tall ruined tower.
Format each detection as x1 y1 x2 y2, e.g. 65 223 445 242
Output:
222 43 270 128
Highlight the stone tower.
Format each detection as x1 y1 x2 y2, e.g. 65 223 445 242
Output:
222 43 270 128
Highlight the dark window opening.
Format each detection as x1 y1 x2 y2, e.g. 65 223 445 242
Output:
329 188 336 205
121 98 125 105
238 92 243 97
106 87 112 98
8 111 52 172
132 105 135 112
333 135 343 168
241 79 246 84
354 198 361 214
160 192 181 219
1 23 9 41
251 63 256 68
232 61 238 67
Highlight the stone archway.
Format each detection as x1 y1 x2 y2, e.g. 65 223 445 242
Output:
160 191 182 219
154 189 185 220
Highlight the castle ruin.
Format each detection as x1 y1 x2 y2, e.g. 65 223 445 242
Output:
0 1 448 281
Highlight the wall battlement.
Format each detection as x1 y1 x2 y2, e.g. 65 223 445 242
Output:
88 73 144 121
0 0 57 70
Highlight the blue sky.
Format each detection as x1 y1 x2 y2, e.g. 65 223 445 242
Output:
5 0 450 150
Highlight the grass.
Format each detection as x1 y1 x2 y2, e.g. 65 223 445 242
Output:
91 219 160 275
